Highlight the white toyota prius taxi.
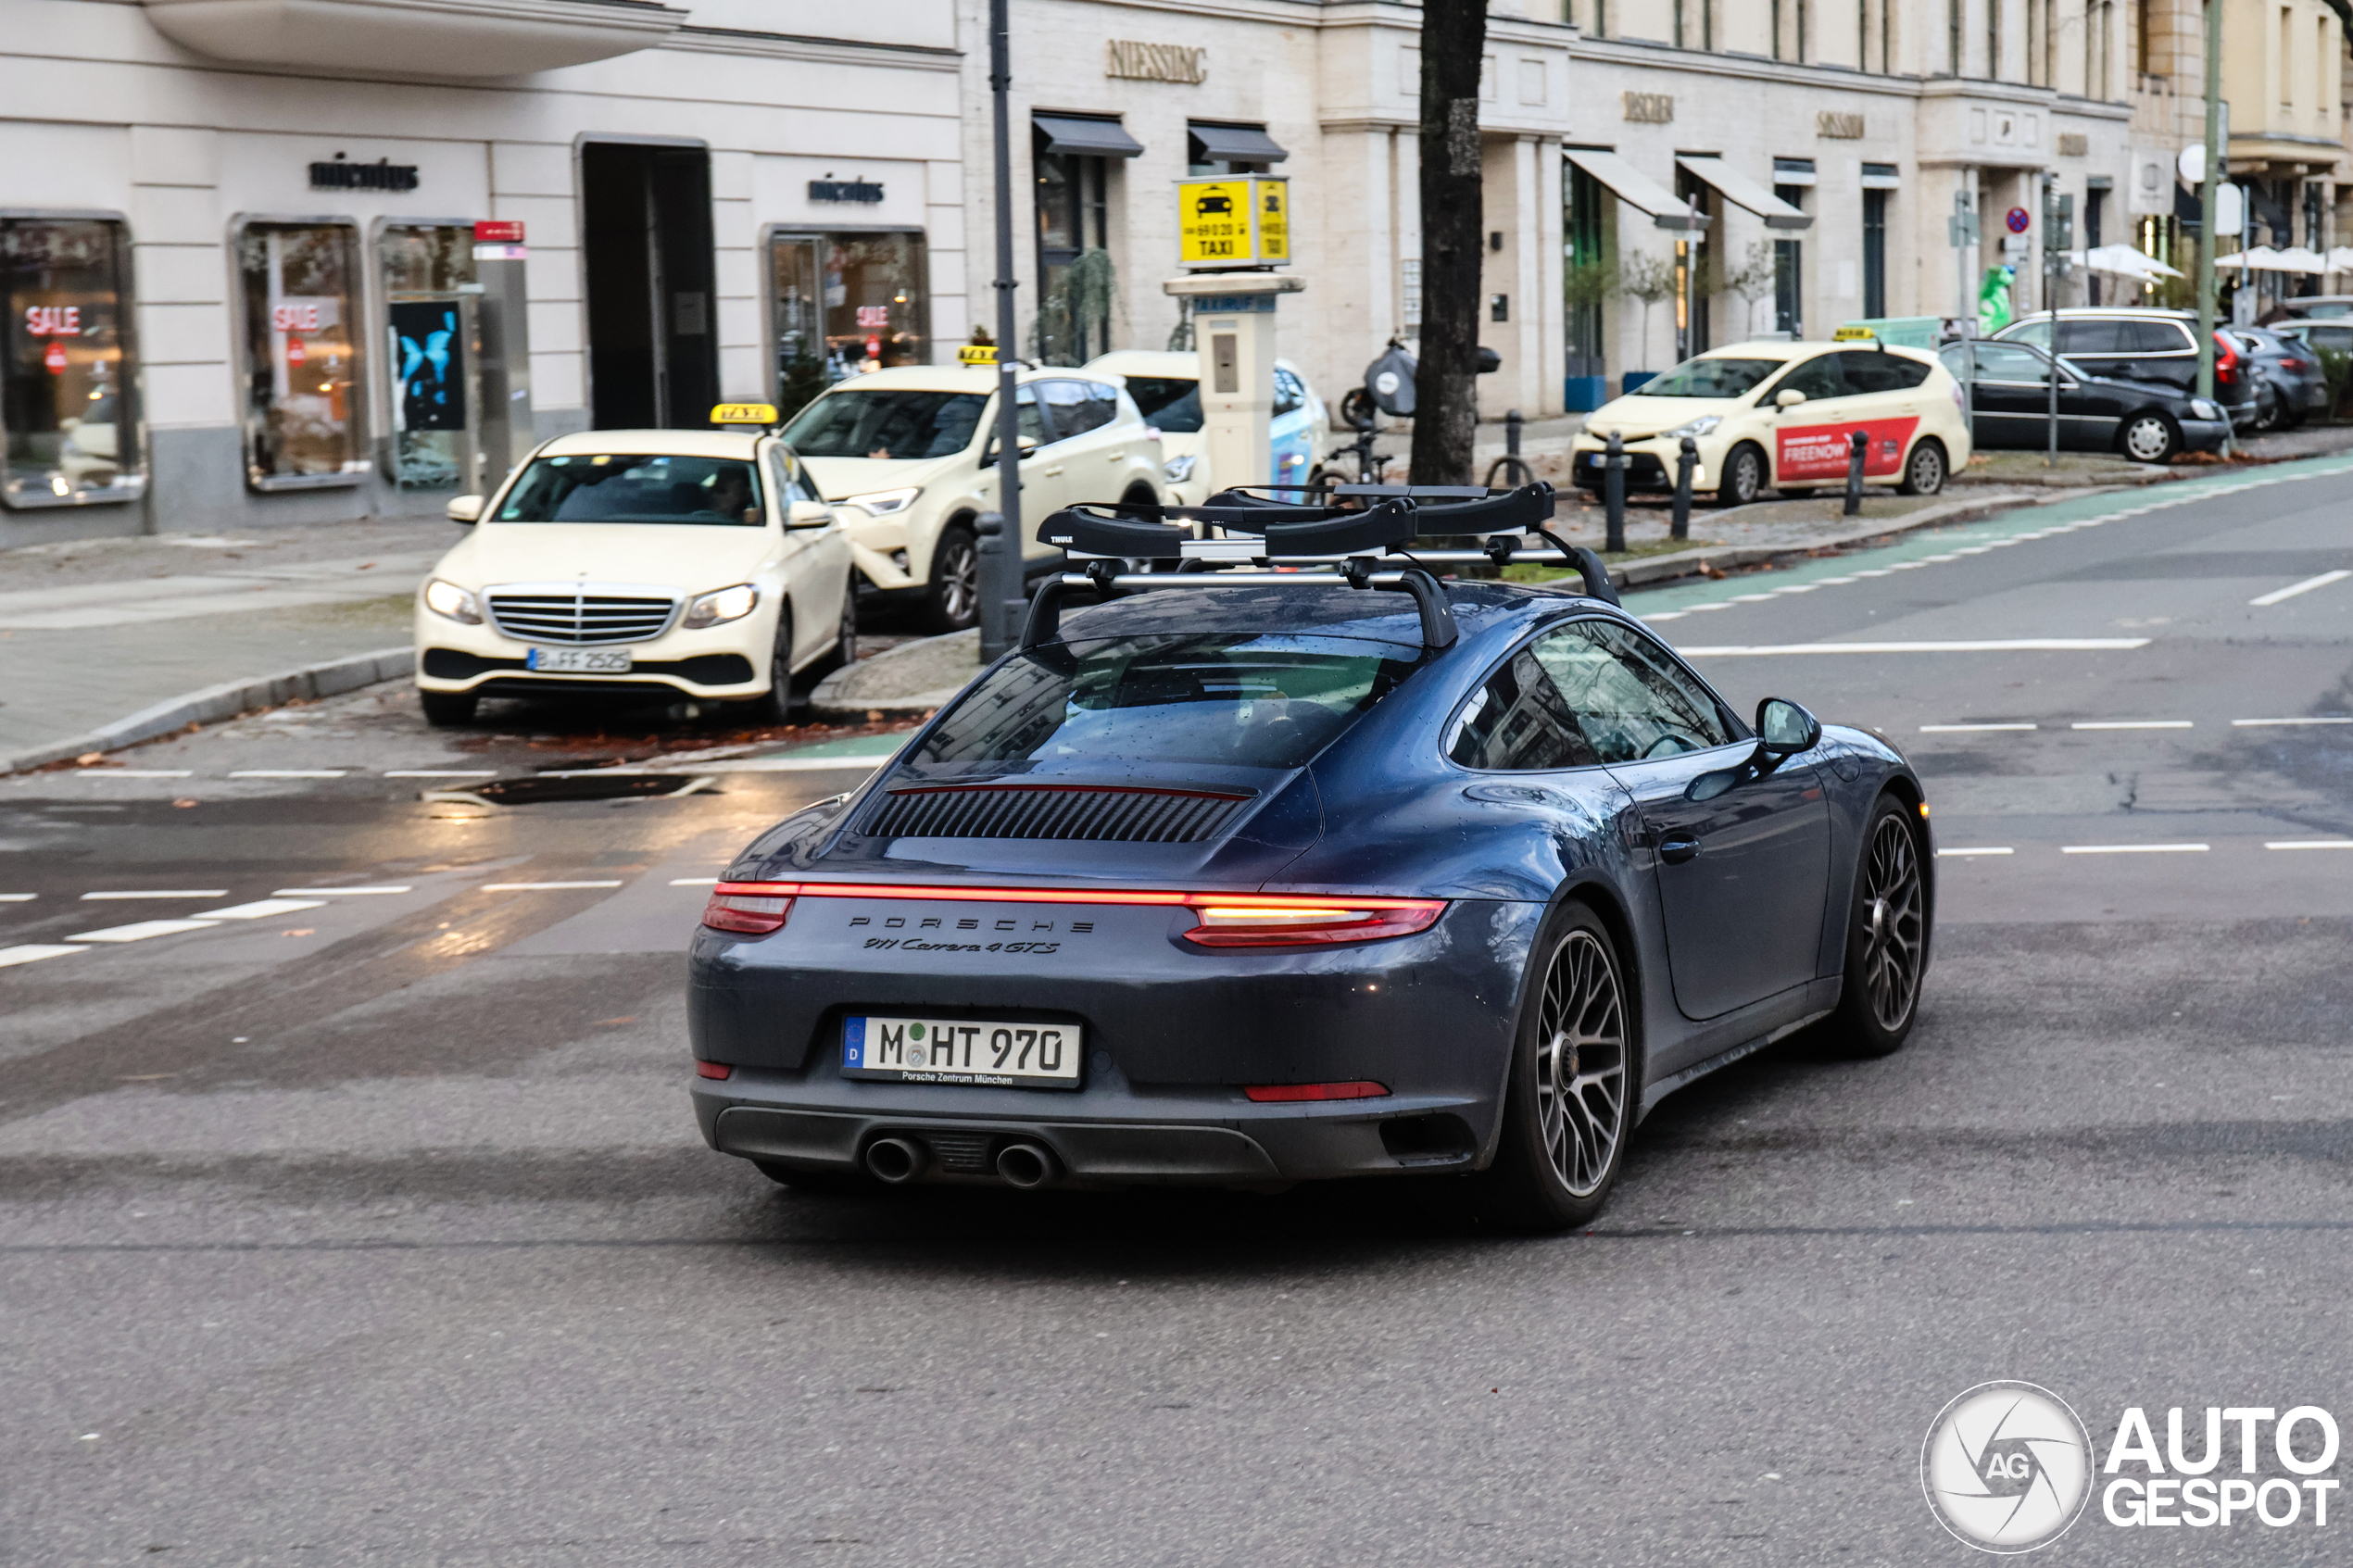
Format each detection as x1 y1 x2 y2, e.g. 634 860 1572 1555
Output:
412 406 855 726
1570 336 1973 508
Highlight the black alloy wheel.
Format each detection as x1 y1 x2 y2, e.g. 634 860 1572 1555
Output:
1717 443 1766 508
1478 901 1634 1230
925 525 980 633
1898 438 1947 496
1830 797 1927 1057
2119 411 2181 464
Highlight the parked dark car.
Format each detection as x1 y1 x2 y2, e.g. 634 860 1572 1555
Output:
2275 295 2353 320
2228 326 2330 430
1993 308 2259 429
1938 340 2231 461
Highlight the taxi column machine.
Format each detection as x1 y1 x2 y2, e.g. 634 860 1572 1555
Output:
1167 173 1300 499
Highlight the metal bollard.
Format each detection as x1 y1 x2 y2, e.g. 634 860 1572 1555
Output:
1505 408 1523 461
1843 431 1867 518
1604 431 1627 554
1671 436 1697 542
975 510 1010 660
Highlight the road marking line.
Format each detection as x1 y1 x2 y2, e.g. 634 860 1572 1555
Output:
1954 546 1994 555
1728 593 1778 602
1643 611 1687 621
1985 538 2023 547
1852 568 1894 577
77 769 193 778
1937 847 2015 857
1889 561 1930 570
2070 720 2193 730
2060 843 2209 855
69 919 223 943
2249 570 2351 607
1773 583 1820 593
670 877 721 886
1919 723 2038 733
0 944 85 968
81 890 227 901
1921 554 1962 562
208 898 330 920
0 893 35 902
383 770 499 778
2233 717 2353 727
1815 575 1859 584
2267 840 2353 850
481 881 625 891
1680 639 2151 656
228 770 347 779
271 885 412 896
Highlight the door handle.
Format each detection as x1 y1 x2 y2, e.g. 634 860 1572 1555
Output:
1658 836 1701 865
1043 466 1064 478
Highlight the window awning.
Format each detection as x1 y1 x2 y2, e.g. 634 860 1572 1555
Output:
1675 156 1815 230
1563 148 1706 232
1189 122 1289 164
1034 115 1145 158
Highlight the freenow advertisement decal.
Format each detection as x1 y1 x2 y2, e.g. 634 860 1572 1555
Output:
1776 417 1919 482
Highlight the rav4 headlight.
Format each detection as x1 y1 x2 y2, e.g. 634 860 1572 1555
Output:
1164 454 1199 483
422 578 482 625
682 583 759 629
1664 415 1723 440
843 487 921 517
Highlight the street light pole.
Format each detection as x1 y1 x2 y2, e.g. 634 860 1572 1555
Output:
2196 0 2221 403
982 0 1022 660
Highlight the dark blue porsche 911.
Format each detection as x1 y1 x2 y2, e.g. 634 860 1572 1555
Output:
686 486 1931 1227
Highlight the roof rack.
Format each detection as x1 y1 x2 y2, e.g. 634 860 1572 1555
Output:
1024 482 1620 653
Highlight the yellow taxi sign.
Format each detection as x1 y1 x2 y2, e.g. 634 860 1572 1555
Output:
1831 324 1878 342
710 402 779 425
1177 175 1290 269
957 343 998 365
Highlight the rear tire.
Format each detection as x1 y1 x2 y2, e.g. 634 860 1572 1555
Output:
753 1160 874 1195
1476 901 1635 1231
924 524 979 633
1828 796 1929 1057
2119 411 2181 463
1716 442 1766 508
419 689 477 727
1897 438 1947 496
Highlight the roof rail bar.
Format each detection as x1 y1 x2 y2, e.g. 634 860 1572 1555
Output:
1019 567 1459 652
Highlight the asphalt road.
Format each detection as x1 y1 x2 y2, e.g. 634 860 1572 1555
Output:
4 463 2350 1566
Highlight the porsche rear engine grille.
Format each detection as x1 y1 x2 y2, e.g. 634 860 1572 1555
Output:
865 784 1252 844
486 590 677 646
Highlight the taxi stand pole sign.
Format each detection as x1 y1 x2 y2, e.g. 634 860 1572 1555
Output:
1171 176 1293 500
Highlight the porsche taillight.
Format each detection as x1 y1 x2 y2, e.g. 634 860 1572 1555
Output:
1180 897 1447 948
702 884 794 935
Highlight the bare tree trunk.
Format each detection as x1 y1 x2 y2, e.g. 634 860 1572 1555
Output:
1409 0 1486 487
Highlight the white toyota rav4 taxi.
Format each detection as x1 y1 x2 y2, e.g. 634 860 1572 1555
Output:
412 412 854 726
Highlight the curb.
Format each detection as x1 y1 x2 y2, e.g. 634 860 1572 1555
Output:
2 645 412 776
810 629 978 721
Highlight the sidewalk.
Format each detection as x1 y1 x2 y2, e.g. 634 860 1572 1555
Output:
0 520 448 771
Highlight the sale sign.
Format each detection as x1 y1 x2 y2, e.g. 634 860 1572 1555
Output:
1776 417 1919 483
25 305 82 336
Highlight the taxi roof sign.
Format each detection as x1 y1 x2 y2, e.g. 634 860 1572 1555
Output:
711 402 779 425
957 343 999 365
1831 324 1878 342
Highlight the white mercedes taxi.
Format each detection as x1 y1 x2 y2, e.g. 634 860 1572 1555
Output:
412 407 855 726
777 362 1165 632
1569 336 1972 507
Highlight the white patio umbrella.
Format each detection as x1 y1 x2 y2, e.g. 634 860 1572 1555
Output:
2269 245 2330 275
2215 245 2284 270
2070 244 2183 280
2327 246 2353 274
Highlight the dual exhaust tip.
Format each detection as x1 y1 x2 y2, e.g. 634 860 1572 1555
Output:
863 1135 1060 1189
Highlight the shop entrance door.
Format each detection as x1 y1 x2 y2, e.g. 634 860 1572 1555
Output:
581 142 716 430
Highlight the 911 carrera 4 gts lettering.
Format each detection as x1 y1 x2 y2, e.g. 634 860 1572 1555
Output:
859 937 1063 954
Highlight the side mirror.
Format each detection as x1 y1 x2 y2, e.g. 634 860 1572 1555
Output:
446 494 484 524
1774 389 1807 409
786 499 834 529
1755 696 1822 760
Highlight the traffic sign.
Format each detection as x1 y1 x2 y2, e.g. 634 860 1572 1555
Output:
2006 207 2031 234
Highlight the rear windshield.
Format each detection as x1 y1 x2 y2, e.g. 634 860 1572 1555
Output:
495 455 762 525
1634 358 1783 399
912 633 1421 771
782 388 988 459
1122 376 1203 433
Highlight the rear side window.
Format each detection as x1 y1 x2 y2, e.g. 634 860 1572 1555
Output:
1837 351 1932 393
2123 320 2194 353
2056 320 2125 354
1274 367 1306 416
1125 376 1202 432
915 633 1421 771
1771 354 1852 401
1037 379 1114 440
1450 620 1735 770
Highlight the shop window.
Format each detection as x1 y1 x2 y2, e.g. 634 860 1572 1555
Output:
2 217 142 509
236 220 367 490
378 222 478 491
1564 162 1608 379
767 231 929 420
1862 190 1888 319
1035 144 1111 364
1773 182 1808 336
